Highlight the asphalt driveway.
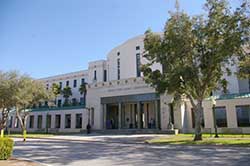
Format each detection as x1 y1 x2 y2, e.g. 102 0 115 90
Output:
12 135 250 166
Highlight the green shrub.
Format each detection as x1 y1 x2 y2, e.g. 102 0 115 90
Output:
0 137 14 160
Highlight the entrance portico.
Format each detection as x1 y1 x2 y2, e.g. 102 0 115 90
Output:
101 93 160 130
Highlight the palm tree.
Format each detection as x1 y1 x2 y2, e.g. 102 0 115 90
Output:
51 83 61 107
79 83 87 106
62 86 72 106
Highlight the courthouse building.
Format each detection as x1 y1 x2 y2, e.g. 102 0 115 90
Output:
8 35 250 134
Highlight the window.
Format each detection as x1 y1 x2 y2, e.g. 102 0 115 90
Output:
44 101 48 107
117 58 120 80
46 84 49 90
136 53 141 77
236 105 250 127
76 114 82 128
37 115 43 129
103 70 107 82
191 108 205 128
29 115 34 128
80 97 85 106
57 99 62 107
94 70 97 81
72 98 77 106
59 82 62 89
215 107 227 127
46 114 51 129
73 80 77 87
117 52 120 56
66 80 69 86
65 114 71 128
81 78 85 85
8 116 13 128
169 103 175 124
55 115 61 128
136 46 140 50
247 79 250 90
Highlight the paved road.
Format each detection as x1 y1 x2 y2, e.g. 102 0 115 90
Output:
13 135 250 166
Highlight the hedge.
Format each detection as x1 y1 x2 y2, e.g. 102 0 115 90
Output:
0 137 14 160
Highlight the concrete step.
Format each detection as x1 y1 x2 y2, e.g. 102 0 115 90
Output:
90 129 178 135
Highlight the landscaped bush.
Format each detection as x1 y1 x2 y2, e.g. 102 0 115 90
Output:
0 137 14 160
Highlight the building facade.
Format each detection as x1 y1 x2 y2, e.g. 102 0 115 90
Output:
7 35 250 134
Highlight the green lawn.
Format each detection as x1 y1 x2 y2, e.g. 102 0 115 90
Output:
7 133 55 138
147 134 250 146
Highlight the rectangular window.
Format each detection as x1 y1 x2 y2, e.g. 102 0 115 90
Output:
59 82 62 89
249 79 250 92
57 99 62 107
73 80 77 87
191 108 205 128
236 105 250 127
55 115 61 128
136 53 141 77
29 115 34 128
81 78 85 85
8 116 13 128
117 52 120 56
76 114 82 128
44 101 48 106
117 58 120 80
103 70 107 82
94 70 97 81
215 106 227 127
37 115 43 129
66 80 69 86
46 84 49 90
72 98 77 106
46 114 51 129
65 114 71 128
136 46 140 50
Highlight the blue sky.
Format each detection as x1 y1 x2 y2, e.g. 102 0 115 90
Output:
0 0 241 78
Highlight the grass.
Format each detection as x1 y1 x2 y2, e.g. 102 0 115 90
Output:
147 134 250 146
7 133 55 138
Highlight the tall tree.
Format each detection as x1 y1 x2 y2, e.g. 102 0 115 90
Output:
142 0 250 141
15 76 53 141
79 83 87 105
0 71 20 137
51 83 61 106
238 56 250 79
62 86 72 106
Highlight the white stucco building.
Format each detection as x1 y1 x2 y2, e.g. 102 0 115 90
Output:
7 34 250 134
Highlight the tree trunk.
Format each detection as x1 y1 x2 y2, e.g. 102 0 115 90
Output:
16 108 27 142
0 108 9 137
193 100 203 141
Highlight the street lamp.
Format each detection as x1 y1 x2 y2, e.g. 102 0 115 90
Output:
211 97 219 138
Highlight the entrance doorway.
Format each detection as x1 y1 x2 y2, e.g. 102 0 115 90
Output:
106 104 118 129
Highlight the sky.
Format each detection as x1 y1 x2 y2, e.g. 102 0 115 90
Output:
0 0 242 78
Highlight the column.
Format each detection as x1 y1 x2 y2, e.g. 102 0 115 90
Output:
71 113 76 129
144 103 148 129
51 114 55 129
61 113 65 129
154 100 159 129
137 102 141 129
132 104 136 128
42 113 47 129
118 103 122 129
226 103 238 128
103 104 107 129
